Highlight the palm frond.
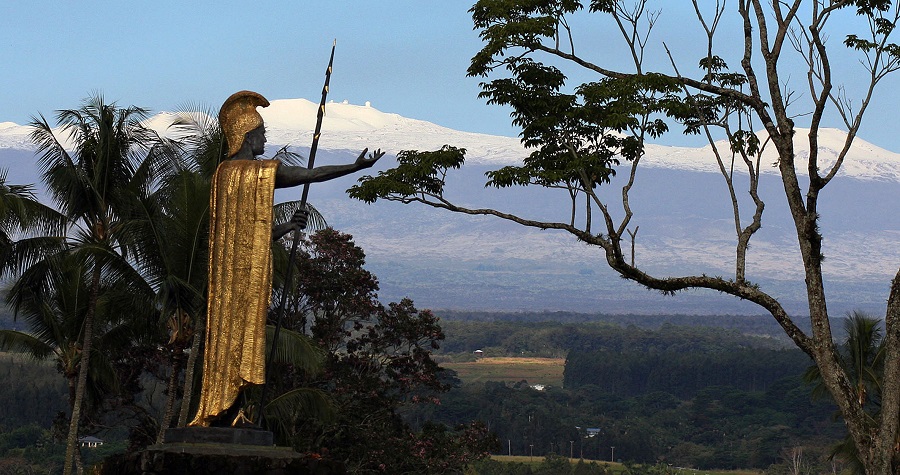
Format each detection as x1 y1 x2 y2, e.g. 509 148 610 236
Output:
84 342 119 408
271 147 306 167
273 201 327 232
163 105 224 178
0 330 55 359
3 234 67 277
0 168 66 237
264 387 335 442
265 325 324 376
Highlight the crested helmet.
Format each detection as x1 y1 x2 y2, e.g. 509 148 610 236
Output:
218 90 270 158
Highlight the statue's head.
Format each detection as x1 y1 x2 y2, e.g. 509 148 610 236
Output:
219 90 270 158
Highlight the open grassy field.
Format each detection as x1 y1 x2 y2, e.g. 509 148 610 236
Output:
443 357 565 386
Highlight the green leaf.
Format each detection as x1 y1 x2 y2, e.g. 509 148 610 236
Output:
347 146 466 203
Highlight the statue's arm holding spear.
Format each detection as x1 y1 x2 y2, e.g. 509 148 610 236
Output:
271 148 383 239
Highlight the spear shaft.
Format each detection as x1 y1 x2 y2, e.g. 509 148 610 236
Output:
257 41 335 426
302 40 336 203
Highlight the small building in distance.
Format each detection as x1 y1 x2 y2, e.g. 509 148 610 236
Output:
576 426 602 438
79 436 104 448
473 349 484 358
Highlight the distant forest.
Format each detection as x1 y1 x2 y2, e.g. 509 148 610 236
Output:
1 307 823 342
435 309 814 340
417 311 845 472
434 310 813 358
2 309 849 472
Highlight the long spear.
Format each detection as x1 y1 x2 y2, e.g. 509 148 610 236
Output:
257 40 336 426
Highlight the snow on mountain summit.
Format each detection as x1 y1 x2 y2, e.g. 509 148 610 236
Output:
3 97 900 181
641 127 900 182
262 98 398 132
0 122 34 151
193 99 900 180
259 98 527 164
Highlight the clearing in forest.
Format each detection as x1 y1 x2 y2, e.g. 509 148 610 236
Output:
443 357 565 386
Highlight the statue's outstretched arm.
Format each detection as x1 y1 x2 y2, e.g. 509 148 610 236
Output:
274 148 384 189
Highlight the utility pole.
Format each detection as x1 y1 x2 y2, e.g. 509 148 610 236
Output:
570 440 574 459
611 446 615 463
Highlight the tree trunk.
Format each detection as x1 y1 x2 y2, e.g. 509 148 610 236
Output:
774 137 889 472
63 263 102 475
177 321 203 427
156 350 182 443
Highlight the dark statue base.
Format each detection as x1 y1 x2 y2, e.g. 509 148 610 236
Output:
163 426 274 446
94 428 345 474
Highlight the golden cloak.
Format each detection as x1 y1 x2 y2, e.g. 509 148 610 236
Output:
189 159 279 427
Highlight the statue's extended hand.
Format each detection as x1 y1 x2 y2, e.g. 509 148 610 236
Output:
355 148 385 170
271 207 309 241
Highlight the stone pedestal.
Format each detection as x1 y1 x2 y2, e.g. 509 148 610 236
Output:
95 428 345 474
163 427 274 446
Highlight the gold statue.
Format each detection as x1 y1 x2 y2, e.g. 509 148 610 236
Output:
189 91 382 427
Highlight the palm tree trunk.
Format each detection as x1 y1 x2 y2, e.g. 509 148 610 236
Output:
157 348 182 442
177 321 203 427
63 262 101 475
67 373 77 408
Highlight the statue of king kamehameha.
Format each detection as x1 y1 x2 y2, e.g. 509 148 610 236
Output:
188 90 382 427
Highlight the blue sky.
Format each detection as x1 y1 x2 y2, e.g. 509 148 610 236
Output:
1 2 515 135
3 2 899 151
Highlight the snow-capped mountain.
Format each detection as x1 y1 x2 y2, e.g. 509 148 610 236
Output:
0 122 34 151
7 98 900 180
641 127 900 182
261 99 527 165
1 98 899 315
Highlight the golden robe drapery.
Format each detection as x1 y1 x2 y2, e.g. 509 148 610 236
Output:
189 159 279 427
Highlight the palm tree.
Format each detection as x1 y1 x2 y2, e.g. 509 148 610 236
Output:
122 108 235 434
142 108 223 430
1 252 133 412
28 94 160 474
804 311 886 473
1 248 154 473
130 157 211 440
